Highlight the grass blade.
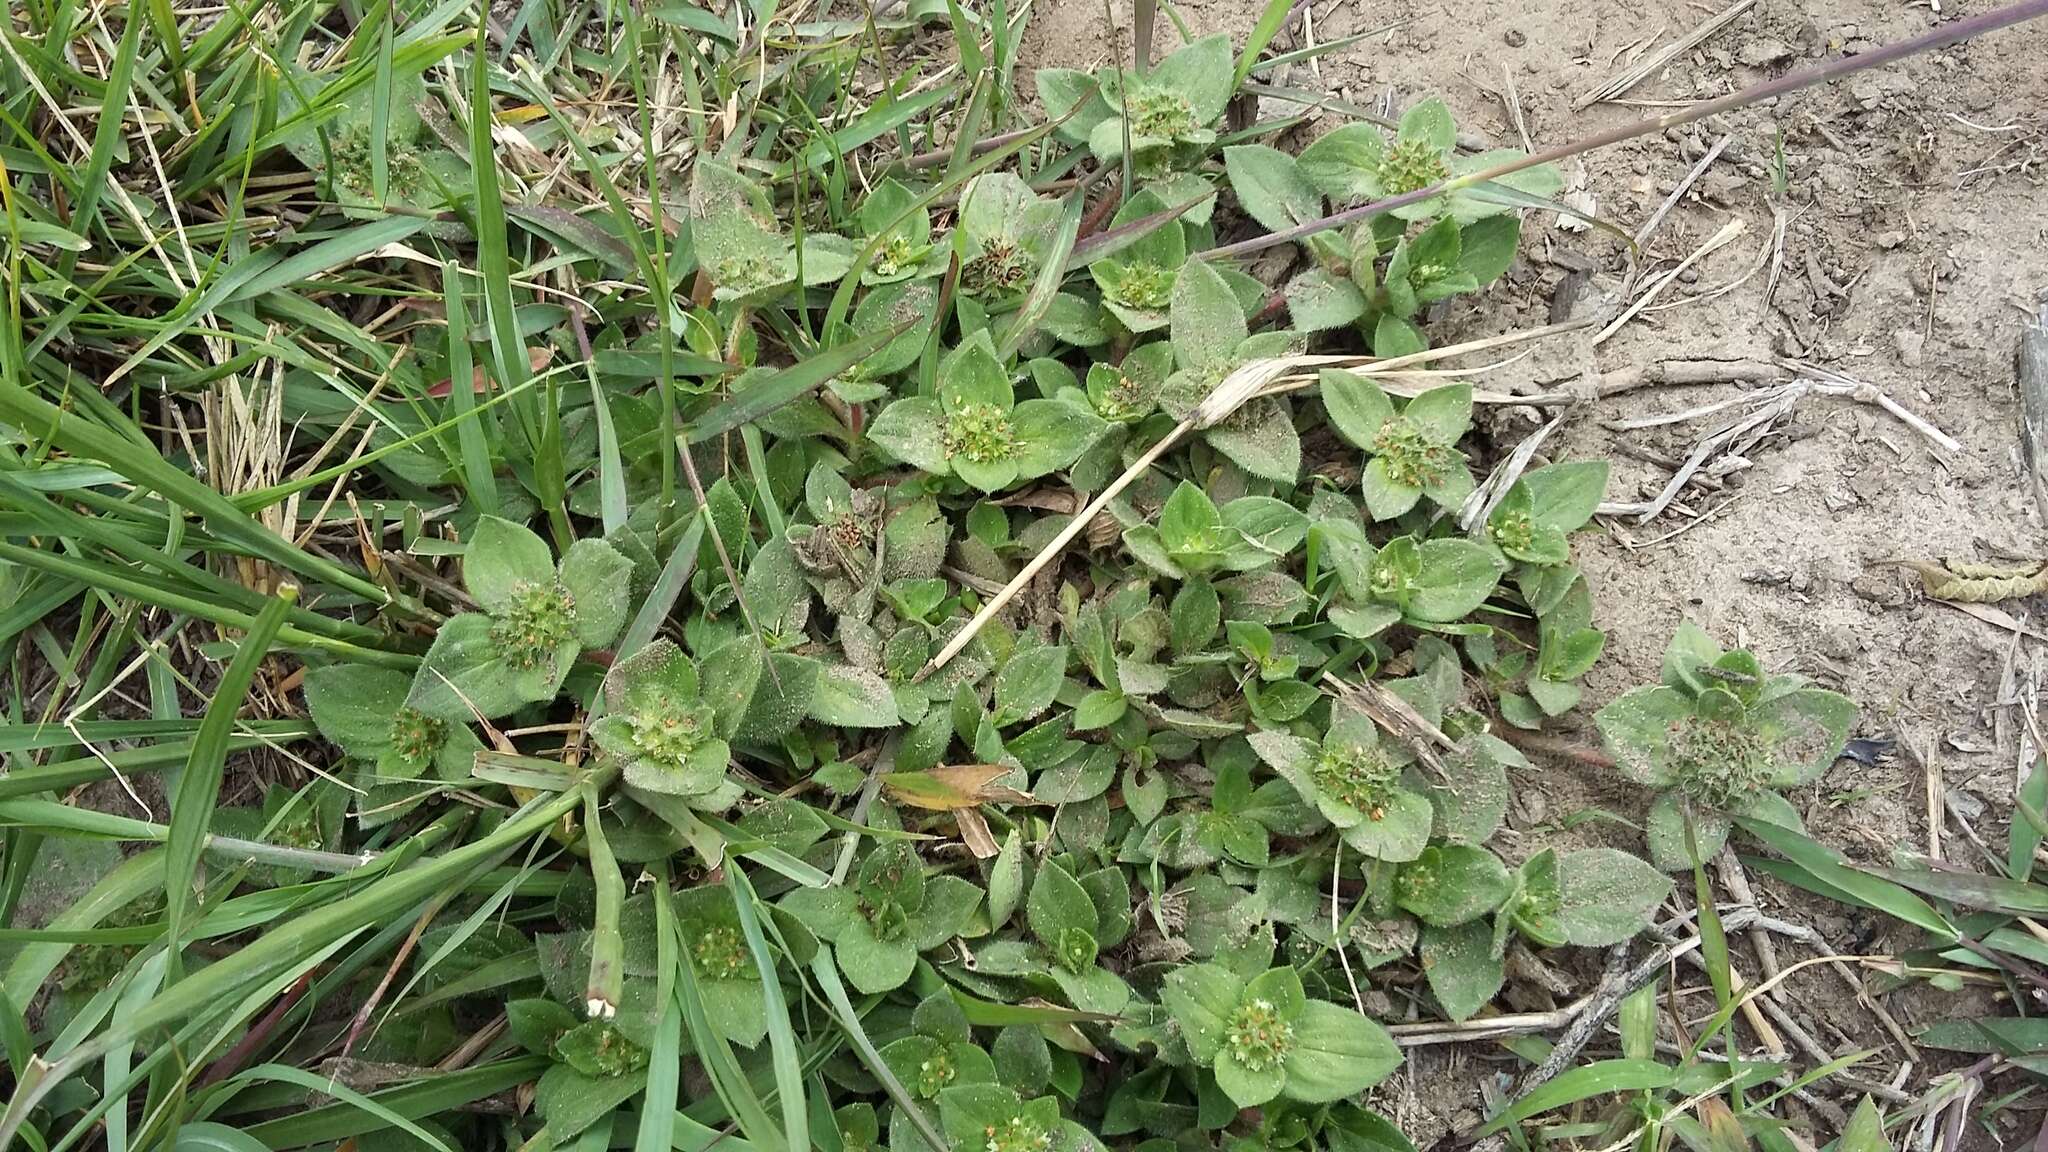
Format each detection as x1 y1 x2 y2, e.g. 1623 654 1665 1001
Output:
162 586 297 980
810 949 945 1152
682 322 909 445
726 868 808 1152
1477 1059 1675 1136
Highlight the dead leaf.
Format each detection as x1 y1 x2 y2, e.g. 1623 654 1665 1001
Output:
954 806 999 858
881 765 1037 811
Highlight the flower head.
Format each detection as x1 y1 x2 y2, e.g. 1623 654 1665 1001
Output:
1225 998 1297 1072
1377 136 1451 196
490 581 576 671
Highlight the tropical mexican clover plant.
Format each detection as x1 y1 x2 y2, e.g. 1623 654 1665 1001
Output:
277 68 467 218
1221 99 1559 356
1040 35 1235 182
75 42 1701 1148
1596 623 1858 870
867 331 1107 493
1230 638 1670 1023
407 515 632 720
1162 963 1399 1109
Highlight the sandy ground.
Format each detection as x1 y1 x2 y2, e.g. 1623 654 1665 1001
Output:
1016 0 2048 1140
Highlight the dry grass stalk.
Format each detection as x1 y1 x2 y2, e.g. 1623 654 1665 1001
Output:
1574 0 1758 109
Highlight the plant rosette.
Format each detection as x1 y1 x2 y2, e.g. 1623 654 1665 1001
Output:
1124 480 1310 581
879 991 1000 1102
304 663 480 783
856 178 947 286
406 515 632 721
1039 35 1234 180
1320 372 1474 522
953 173 1066 298
1162 963 1400 1108
1297 97 1563 224
1089 189 1190 333
1159 259 1307 483
1596 622 1858 870
589 639 737 806
1248 706 1434 862
778 840 982 994
1310 516 1506 641
867 331 1106 493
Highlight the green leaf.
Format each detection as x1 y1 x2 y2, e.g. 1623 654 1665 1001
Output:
535 1064 647 1140
1285 1000 1401 1103
1149 34 1236 123
1419 920 1502 1022
680 637 756 741
1397 98 1457 151
987 832 1025 930
1070 691 1128 732
1170 259 1248 374
2016 757 2048 882
1338 788 1433 863
1221 497 1307 567
1523 461 1609 534
1455 215 1522 284
1037 68 1111 143
1593 686 1690 787
1215 1050 1287 1108
1298 123 1387 203
1394 845 1512 927
302 664 409 757
1757 687 1858 786
463 515 556 612
1547 848 1672 946
809 664 900 728
559 538 633 648
869 397 951 474
1477 1060 1676 1136
834 921 918 995
1285 268 1367 332
939 336 1015 414
1224 145 1322 233
406 613 534 720
1839 1097 1890 1152
1012 399 1107 479
1158 962 1241 1063
991 1026 1054 1094
1159 481 1224 554
1400 383 1471 445
1025 859 1097 952
1372 314 1426 358
1646 790 1729 871
1204 397 1301 484
1171 580 1221 653
1405 540 1504 623
1321 370 1393 451
994 645 1068 727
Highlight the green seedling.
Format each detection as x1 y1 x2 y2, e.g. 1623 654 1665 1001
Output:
1597 622 1858 869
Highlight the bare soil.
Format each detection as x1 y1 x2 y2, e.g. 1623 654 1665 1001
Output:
1019 0 2048 1141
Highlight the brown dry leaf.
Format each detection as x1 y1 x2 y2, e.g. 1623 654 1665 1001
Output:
1697 1098 1748 1152
880 765 1037 811
954 807 999 858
